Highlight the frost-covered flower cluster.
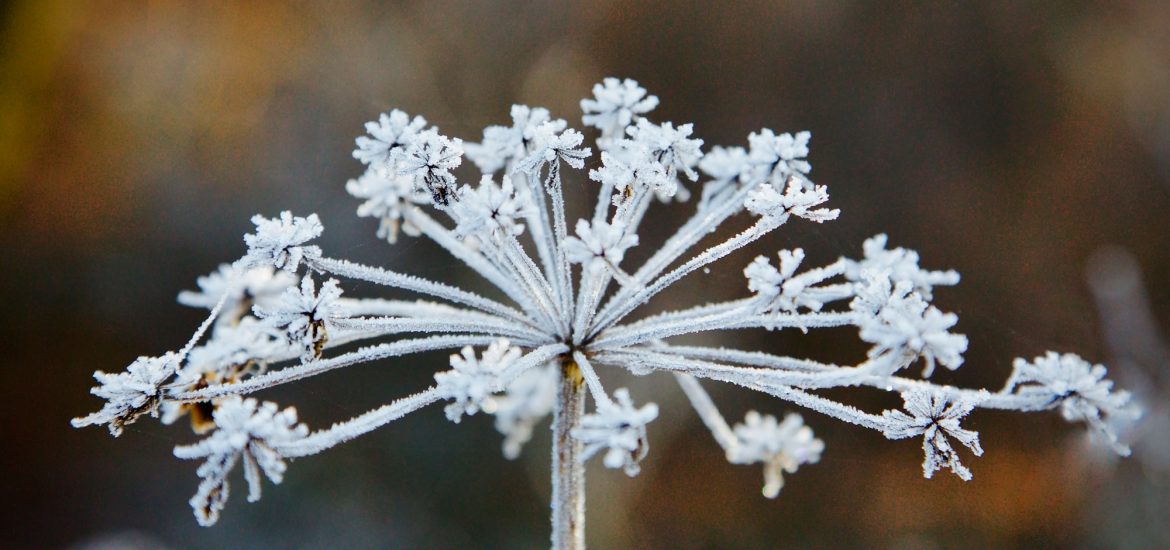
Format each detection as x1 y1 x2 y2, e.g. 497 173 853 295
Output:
74 78 1139 548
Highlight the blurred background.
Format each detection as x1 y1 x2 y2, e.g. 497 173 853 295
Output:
2 1 1168 548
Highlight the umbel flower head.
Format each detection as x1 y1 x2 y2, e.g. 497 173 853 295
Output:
74 78 1139 546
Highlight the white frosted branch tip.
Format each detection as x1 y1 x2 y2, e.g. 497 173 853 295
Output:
435 338 523 423
882 390 984 481
573 388 658 477
727 411 824 498
240 211 323 272
174 396 309 526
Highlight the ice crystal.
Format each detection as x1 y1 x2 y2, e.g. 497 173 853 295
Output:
74 78 1139 546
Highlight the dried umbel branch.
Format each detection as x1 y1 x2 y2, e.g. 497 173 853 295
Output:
75 77 1139 548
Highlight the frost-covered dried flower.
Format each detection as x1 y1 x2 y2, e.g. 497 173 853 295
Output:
573 388 659 476
253 276 347 363
346 167 429 243
72 353 181 436
397 129 464 206
1005 352 1139 455
435 338 523 422
727 411 824 498
748 129 812 184
353 109 428 170
173 396 309 526
240 212 323 272
580 77 659 142
74 79 1139 547
882 390 984 480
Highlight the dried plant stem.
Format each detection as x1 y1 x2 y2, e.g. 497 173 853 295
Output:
551 358 586 549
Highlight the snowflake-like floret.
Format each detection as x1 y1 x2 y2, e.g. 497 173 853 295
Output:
346 167 429 243
591 147 677 202
491 362 558 459
241 212 323 272
852 271 967 376
178 264 297 315
466 105 567 174
580 77 659 141
698 145 752 206
744 177 839 223
727 412 824 498
624 119 704 183
744 249 849 315
1005 352 1139 455
563 219 638 273
435 338 523 423
397 129 464 206
841 234 959 300
882 390 984 480
452 175 533 239
353 109 429 170
517 123 591 174
253 276 347 364
748 129 811 184
573 388 659 476
72 353 181 436
173 396 309 526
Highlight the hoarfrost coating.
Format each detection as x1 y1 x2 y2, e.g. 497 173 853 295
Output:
74 78 1138 548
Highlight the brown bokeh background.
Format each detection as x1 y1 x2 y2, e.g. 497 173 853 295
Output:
2 1 1168 548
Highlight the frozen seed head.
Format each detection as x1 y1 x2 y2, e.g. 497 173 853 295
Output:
852 270 967 376
574 388 659 476
241 212 323 272
748 129 812 184
436 338 523 423
580 77 659 141
174 396 309 526
352 109 429 171
72 353 182 436
1006 352 1140 455
72 77 1142 535
882 390 984 481
727 411 824 498
253 276 347 364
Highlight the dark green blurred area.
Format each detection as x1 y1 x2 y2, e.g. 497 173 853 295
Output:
2 1 1168 548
